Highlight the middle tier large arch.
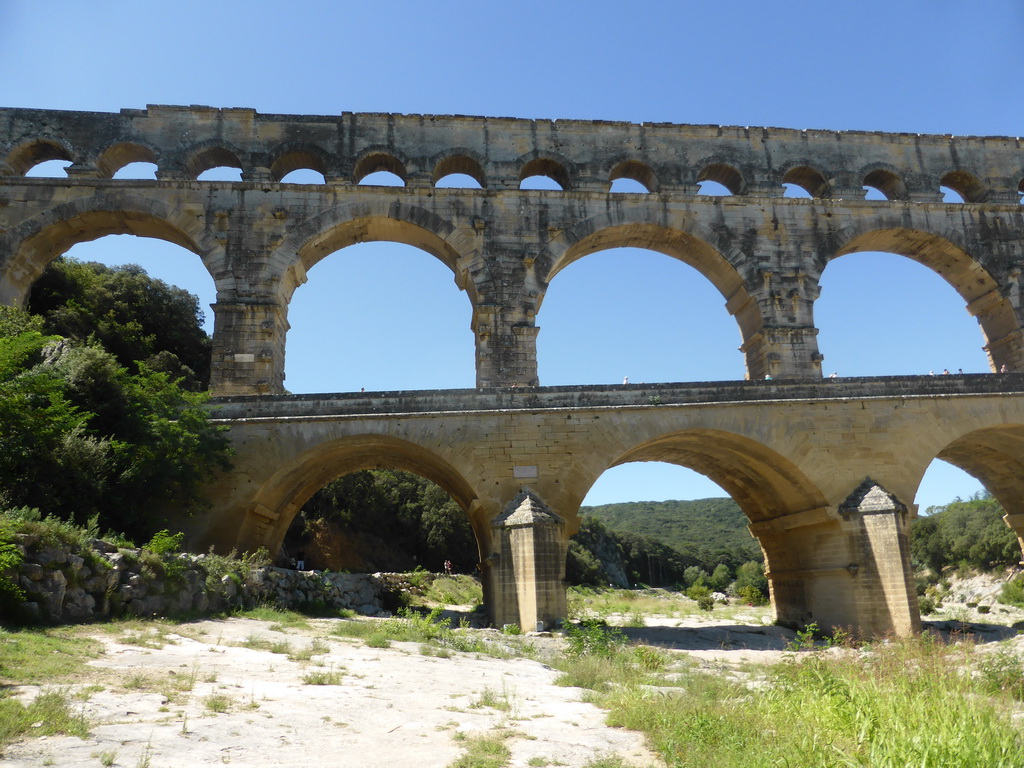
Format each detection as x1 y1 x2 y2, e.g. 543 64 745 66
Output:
534 213 765 380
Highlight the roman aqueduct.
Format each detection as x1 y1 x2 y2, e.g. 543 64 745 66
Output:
3 105 1024 634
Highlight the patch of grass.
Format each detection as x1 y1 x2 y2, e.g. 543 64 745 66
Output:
589 635 1024 767
204 693 231 713
288 637 329 662
447 728 513 768
0 627 100 685
365 632 392 648
469 684 513 712
233 605 311 629
301 666 344 685
0 688 89 755
582 757 629 768
237 634 293 655
94 749 118 766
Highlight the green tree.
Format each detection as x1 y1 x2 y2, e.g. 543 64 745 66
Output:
295 469 477 571
709 563 732 592
733 560 768 599
28 257 212 390
910 493 1019 573
0 308 231 541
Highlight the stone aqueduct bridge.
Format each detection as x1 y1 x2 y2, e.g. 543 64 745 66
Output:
3 106 1024 635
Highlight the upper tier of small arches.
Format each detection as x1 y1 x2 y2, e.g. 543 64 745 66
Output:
2 106 1023 203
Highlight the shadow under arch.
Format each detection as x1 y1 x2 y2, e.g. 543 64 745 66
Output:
538 217 762 377
238 434 483 558
820 226 1019 371
0 194 226 306
272 202 483 305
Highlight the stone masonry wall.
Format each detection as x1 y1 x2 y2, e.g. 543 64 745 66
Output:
4 533 391 624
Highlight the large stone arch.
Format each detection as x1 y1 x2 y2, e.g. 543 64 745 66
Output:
819 224 1022 372
536 213 764 378
0 192 226 306
271 200 485 305
931 423 1024 558
234 434 483 560
580 426 833 627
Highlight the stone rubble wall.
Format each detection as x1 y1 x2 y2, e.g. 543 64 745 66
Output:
4 533 393 624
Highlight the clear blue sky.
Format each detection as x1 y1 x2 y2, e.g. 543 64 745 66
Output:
3 1 1023 512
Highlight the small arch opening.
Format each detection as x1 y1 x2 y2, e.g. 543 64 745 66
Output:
113 162 158 180
197 166 243 182
696 163 743 195
696 180 733 196
186 147 244 180
432 155 485 188
358 171 405 187
610 177 650 193
940 171 986 203
25 159 73 177
271 150 328 183
7 140 72 175
280 168 326 184
98 142 159 178
354 153 407 186
782 183 813 199
435 173 482 189
940 185 965 203
862 169 907 201
519 158 569 191
781 166 829 198
609 160 656 193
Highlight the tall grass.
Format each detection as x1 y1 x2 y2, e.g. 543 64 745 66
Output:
0 689 89 755
582 635 1024 767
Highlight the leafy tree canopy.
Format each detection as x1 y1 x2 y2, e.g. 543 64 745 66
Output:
1 258 229 543
28 257 211 390
910 492 1018 574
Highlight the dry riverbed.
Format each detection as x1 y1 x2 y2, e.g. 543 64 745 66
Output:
5 585 1023 768
3 615 668 768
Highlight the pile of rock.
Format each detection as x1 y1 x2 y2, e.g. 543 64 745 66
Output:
5 532 390 624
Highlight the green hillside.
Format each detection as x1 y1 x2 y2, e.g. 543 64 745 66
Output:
581 497 761 565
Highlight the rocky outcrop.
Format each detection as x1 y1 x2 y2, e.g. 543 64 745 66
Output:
4 533 392 624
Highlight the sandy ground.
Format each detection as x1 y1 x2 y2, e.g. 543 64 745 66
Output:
6 594 1022 768
4 616 668 768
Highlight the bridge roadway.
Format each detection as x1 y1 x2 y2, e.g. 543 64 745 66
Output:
193 374 1024 638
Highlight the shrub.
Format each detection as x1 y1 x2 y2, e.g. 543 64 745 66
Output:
564 619 625 658
999 576 1024 607
736 584 768 606
145 530 183 556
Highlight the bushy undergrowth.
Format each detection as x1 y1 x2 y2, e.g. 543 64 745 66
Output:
420 575 482 607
